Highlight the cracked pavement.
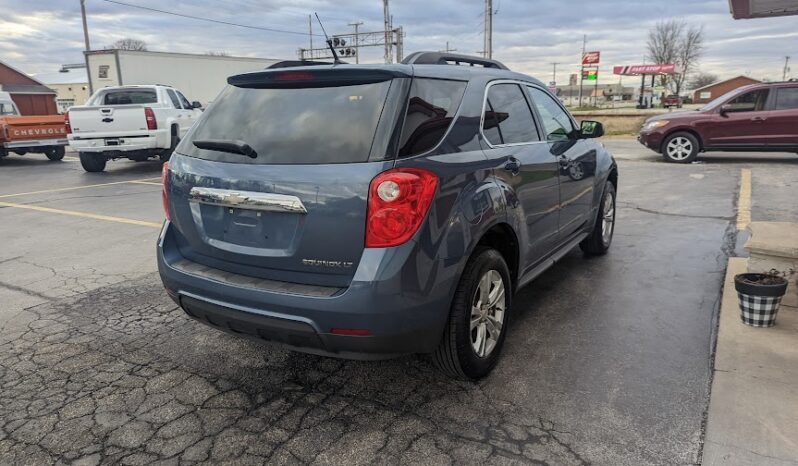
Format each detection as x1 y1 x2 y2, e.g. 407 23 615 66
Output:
1 146 797 465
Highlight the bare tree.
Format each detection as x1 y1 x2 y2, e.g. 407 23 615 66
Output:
689 72 719 90
646 20 705 95
204 51 230 57
107 38 148 51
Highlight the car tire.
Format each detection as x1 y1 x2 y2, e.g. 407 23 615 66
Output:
79 152 107 172
432 247 512 380
45 147 65 161
661 132 699 163
580 181 616 256
161 126 179 163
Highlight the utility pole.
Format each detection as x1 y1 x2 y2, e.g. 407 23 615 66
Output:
484 0 493 59
784 56 791 81
80 0 93 94
308 15 313 54
349 21 363 63
578 34 586 108
550 62 559 85
383 0 392 64
442 42 457 53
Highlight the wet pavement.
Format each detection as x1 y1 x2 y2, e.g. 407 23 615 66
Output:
1 145 796 465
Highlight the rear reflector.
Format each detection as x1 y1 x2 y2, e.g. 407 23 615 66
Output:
162 162 171 221
330 328 372 337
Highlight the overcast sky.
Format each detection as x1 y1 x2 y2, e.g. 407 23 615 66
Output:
1 0 795 87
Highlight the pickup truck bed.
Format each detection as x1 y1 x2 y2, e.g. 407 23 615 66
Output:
0 115 68 161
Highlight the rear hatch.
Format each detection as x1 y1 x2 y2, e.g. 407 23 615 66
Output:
1 115 67 143
167 67 411 287
69 88 156 136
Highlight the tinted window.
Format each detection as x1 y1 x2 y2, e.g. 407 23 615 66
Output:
183 81 392 165
177 91 192 109
166 89 182 109
102 90 157 105
727 89 769 112
774 87 798 110
482 83 538 145
527 86 575 141
398 79 466 157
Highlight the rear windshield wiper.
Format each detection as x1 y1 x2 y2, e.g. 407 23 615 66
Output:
192 139 257 159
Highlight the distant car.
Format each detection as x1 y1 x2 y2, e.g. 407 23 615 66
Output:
0 91 68 162
157 52 618 380
639 82 798 163
662 95 683 108
66 85 203 172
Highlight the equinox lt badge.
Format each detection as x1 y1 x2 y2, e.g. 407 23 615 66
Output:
302 259 353 269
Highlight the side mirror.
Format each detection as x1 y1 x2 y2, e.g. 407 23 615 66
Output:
719 104 731 116
579 120 604 139
191 101 203 109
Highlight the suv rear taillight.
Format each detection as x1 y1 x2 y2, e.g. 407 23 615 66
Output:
145 107 157 130
64 111 71 134
162 162 171 221
366 168 438 248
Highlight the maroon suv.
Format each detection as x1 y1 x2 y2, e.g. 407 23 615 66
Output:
639 81 798 163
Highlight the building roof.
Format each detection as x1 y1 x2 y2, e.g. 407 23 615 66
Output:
728 0 798 18
34 69 89 85
0 59 47 86
0 84 56 95
86 48 280 63
691 75 761 93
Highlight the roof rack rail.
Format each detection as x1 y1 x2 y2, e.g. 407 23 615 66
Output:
401 51 509 70
267 60 339 69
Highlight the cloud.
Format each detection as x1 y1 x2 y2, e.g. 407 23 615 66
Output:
1 0 795 85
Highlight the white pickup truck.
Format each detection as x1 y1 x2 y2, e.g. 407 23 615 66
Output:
66 85 202 172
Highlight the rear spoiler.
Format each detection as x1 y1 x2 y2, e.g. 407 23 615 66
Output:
228 68 412 89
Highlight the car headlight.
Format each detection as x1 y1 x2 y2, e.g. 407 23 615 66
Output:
642 120 669 131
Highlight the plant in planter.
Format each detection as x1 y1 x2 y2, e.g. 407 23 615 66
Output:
734 268 797 327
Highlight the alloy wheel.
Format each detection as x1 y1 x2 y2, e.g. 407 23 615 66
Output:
470 270 506 358
666 137 693 161
602 190 615 244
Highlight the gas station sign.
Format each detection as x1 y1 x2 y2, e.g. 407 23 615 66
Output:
582 51 601 65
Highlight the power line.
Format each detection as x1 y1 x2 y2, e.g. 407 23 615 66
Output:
101 0 324 37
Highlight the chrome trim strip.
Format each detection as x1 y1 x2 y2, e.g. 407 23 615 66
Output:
189 187 308 214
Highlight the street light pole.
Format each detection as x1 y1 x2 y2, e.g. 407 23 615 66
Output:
784 56 791 81
80 0 93 94
349 21 364 64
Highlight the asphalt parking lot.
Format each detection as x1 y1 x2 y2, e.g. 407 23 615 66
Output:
1 143 796 465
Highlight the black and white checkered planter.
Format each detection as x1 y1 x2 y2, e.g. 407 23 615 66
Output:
734 273 789 328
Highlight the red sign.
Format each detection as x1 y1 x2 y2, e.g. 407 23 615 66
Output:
613 64 677 75
582 51 600 65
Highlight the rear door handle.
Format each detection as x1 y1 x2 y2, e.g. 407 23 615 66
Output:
504 157 521 175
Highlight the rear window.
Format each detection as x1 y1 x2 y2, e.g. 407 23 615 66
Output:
774 87 798 110
398 78 466 157
101 90 157 105
183 81 393 164
0 102 17 116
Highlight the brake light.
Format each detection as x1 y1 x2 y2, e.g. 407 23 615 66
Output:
366 168 438 248
274 71 315 82
64 111 71 134
162 162 171 221
145 107 157 130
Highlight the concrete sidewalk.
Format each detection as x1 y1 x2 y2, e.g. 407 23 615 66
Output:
703 258 798 465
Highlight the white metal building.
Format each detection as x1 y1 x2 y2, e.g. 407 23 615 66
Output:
84 50 282 105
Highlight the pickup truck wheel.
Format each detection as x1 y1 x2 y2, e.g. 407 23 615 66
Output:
160 127 179 162
432 247 511 380
662 132 699 163
580 181 616 255
79 152 107 172
45 147 65 161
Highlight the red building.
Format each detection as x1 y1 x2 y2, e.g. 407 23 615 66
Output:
0 60 58 115
691 76 761 104
728 0 798 18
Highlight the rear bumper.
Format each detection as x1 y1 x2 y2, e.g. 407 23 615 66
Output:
68 129 168 152
156 221 458 359
3 138 68 149
638 131 664 152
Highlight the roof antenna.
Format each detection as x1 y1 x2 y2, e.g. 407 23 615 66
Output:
314 13 342 65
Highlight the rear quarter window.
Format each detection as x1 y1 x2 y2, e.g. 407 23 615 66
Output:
182 81 393 165
774 87 798 110
397 78 467 157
